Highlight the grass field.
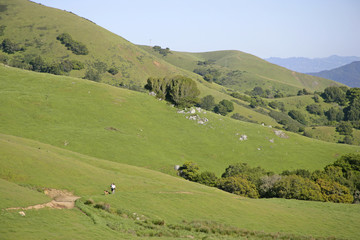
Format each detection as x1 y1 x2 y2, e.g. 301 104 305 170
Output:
1 133 360 239
1 65 359 176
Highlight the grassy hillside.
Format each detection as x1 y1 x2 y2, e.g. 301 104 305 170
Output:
139 46 341 95
1 133 360 239
0 0 194 86
1 65 359 176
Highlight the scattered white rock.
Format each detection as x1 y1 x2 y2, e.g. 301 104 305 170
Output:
269 138 274 143
190 109 196 114
239 134 248 141
19 211 26 216
149 91 156 96
261 123 265 126
257 148 261 150
274 130 289 139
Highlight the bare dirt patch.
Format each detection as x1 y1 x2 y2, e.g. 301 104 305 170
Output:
6 188 80 210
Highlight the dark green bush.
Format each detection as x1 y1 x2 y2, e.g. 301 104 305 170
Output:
57 33 89 55
218 176 259 198
214 99 234 115
199 95 215 111
288 110 307 125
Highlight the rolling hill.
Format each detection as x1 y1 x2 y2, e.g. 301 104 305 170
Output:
1 1 360 239
1 65 358 175
140 46 340 95
1 133 360 239
308 61 360 87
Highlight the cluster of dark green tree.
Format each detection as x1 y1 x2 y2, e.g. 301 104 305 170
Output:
1 38 25 54
152 46 171 56
178 153 360 203
245 86 285 99
145 76 200 107
57 33 89 55
198 95 234 116
29 55 84 75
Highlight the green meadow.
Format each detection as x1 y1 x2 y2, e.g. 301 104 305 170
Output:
1 133 360 239
1 65 358 176
1 0 360 239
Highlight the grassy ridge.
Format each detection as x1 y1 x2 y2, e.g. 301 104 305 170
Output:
0 65 359 176
1 133 360 239
139 46 340 94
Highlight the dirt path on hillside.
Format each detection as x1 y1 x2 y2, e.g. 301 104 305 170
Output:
6 189 80 210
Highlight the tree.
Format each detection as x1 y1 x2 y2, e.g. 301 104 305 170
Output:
288 110 306 125
179 161 200 182
1 38 24 54
306 104 323 115
214 99 234 115
272 175 324 201
316 178 353 203
336 121 353 135
83 68 101 82
107 67 119 75
199 95 215 111
218 176 259 198
325 107 344 121
168 76 200 107
251 87 264 97
197 171 218 187
322 86 347 105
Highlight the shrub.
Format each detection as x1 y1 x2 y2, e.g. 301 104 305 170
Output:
0 25 6 36
199 95 215 111
218 176 259 198
57 33 89 55
152 45 171 56
321 86 346 105
336 121 353 135
167 76 200 107
1 38 24 54
197 171 218 187
316 178 353 203
306 104 323 115
272 175 324 201
258 175 282 198
288 110 306 125
84 68 101 82
214 99 234 115
179 161 200 182
107 67 118 75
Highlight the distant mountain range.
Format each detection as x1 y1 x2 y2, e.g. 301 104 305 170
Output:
308 61 360 87
265 55 360 73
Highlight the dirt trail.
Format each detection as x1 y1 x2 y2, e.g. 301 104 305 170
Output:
6 189 80 210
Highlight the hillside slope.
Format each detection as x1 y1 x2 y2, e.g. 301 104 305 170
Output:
0 0 194 86
1 133 360 239
140 46 341 94
0 65 358 176
308 61 360 87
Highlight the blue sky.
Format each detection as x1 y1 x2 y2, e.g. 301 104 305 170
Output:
33 0 360 58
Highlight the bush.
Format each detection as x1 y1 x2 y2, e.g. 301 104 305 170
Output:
272 175 324 201
152 46 171 56
214 99 234 115
107 67 118 75
218 176 259 198
84 68 101 82
321 86 346 105
57 33 89 55
306 104 323 115
316 178 353 203
197 171 218 187
199 95 215 111
179 161 200 182
1 38 24 54
336 121 353 135
288 110 306 125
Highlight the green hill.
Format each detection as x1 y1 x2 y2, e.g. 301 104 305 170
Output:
0 0 194 87
1 133 360 239
1 65 358 176
139 46 341 95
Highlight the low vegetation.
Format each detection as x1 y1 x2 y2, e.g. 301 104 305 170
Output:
56 33 89 55
179 153 360 203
